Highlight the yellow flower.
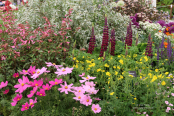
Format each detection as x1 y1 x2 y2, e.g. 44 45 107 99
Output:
86 60 91 63
104 63 109 67
119 59 124 65
108 81 110 84
150 75 157 83
155 69 159 72
98 57 101 60
165 72 169 75
82 56 84 58
115 71 118 75
166 59 168 61
140 58 142 61
120 75 123 79
117 66 120 69
73 57 76 60
134 98 137 100
161 81 166 86
140 76 142 79
162 63 164 65
133 54 137 58
129 75 133 78
75 64 78 68
110 57 113 59
113 66 116 69
106 72 111 76
116 97 118 98
102 70 105 72
166 77 170 79
97 69 101 72
110 92 114 95
155 53 157 56
139 62 142 64
87 68 90 71
147 85 148 87
118 55 121 58
76 60 79 63
144 56 148 62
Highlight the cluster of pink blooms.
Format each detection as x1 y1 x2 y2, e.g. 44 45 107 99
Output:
6 62 101 114
165 101 174 113
0 81 9 94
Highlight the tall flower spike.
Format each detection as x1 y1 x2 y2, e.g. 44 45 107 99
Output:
87 23 96 54
99 14 109 57
145 34 153 58
125 21 132 49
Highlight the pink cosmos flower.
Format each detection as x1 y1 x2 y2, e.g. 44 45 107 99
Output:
49 79 63 86
42 83 52 90
30 80 43 87
165 101 169 104
79 73 85 77
166 109 169 113
73 92 85 103
13 72 19 78
27 87 38 98
11 94 23 106
79 75 96 83
0 81 8 89
3 89 9 94
31 67 50 79
85 81 96 87
171 93 174 96
82 85 97 94
167 107 171 111
36 89 46 96
72 87 85 94
58 81 73 94
169 103 173 106
93 97 101 101
91 104 101 114
45 62 63 69
29 97 37 108
14 76 31 93
28 66 36 76
55 67 73 77
81 95 92 106
21 102 30 111
20 69 30 75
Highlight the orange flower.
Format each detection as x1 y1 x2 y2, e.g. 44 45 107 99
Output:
172 47 174 49
152 41 154 43
165 32 172 36
164 42 168 46
159 30 162 33
166 27 170 31
151 38 152 39
164 46 168 48
165 39 167 40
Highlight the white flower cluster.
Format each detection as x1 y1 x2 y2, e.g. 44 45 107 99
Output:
139 21 168 40
110 0 125 8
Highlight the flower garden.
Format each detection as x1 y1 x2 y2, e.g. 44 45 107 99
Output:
0 0 174 116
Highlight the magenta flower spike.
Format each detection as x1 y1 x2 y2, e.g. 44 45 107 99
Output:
87 23 96 54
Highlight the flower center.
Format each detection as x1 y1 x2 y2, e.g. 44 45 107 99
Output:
21 83 24 86
78 96 81 99
94 108 97 111
25 70 27 72
55 82 58 84
86 77 89 79
62 69 66 72
35 84 38 86
45 88 48 90
37 71 40 74
25 107 28 109
86 99 89 102
16 75 18 77
30 103 33 105
33 71 35 74
65 86 68 89
17 98 20 101
40 94 42 96
52 63 56 65
78 90 81 92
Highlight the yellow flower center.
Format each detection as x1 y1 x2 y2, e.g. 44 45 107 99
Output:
16 75 18 77
35 84 38 86
33 71 35 74
78 96 81 99
86 99 89 102
25 70 27 72
86 77 89 79
45 88 48 90
40 94 42 96
25 107 28 109
37 71 40 74
94 108 97 111
78 90 81 92
17 98 20 101
30 103 33 105
62 69 66 72
21 83 24 86
52 63 56 65
55 82 58 84
65 86 68 89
